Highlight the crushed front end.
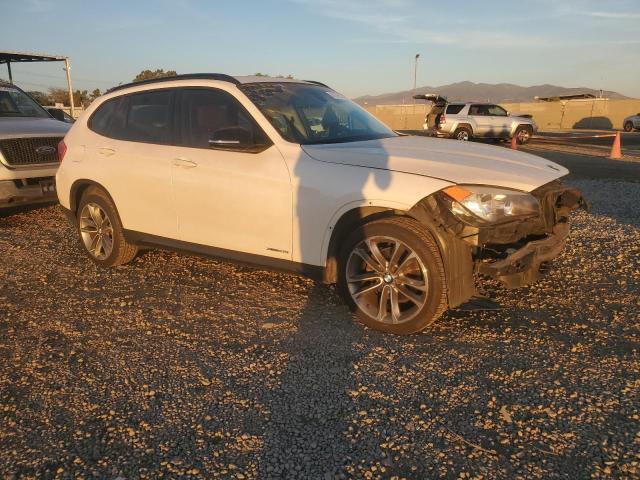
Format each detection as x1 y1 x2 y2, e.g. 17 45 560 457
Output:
410 181 588 307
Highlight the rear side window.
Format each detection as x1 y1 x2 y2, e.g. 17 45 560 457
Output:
469 104 489 116
121 91 174 144
446 104 464 115
89 90 175 145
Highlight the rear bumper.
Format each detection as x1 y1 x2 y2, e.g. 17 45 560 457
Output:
0 178 57 208
477 223 569 288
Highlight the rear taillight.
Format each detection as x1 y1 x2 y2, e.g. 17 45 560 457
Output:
58 139 67 163
439 114 446 125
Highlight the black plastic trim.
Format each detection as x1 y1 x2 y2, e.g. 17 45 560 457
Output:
123 229 325 281
107 74 240 93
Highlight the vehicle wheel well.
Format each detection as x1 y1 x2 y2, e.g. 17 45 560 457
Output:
323 207 403 283
69 180 114 214
453 124 473 134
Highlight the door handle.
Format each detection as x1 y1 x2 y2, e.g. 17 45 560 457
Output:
172 158 198 168
98 147 116 157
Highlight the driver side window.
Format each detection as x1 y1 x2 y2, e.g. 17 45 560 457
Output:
178 88 270 152
487 105 508 116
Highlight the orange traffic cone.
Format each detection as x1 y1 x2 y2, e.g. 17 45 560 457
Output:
511 134 518 150
610 132 622 159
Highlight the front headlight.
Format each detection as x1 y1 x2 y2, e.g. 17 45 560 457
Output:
442 185 539 224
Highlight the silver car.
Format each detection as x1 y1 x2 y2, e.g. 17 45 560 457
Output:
415 95 537 144
623 113 640 132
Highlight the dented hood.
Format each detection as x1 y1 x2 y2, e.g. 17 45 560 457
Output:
302 135 568 192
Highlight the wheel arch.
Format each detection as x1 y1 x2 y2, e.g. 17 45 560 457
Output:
452 123 473 137
323 193 477 308
69 179 117 215
322 205 405 283
511 123 533 136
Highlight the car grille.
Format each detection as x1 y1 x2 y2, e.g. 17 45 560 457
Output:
0 137 62 167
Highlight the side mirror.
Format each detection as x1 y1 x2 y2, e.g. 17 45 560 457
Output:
209 127 252 149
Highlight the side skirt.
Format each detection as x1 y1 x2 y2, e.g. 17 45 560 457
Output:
123 229 325 282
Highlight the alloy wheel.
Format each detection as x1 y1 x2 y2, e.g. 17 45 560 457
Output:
79 203 114 260
346 236 429 324
457 131 469 141
517 128 531 143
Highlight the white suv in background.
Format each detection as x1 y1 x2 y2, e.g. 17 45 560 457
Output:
56 74 586 335
415 94 537 144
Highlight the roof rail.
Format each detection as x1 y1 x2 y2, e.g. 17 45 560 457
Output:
107 73 240 93
304 80 330 88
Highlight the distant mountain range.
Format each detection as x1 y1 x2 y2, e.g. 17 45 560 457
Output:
354 81 628 105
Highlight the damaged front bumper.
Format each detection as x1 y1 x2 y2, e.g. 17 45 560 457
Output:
477 223 569 288
474 182 588 288
410 180 588 307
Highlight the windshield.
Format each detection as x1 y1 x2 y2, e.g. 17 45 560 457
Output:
240 83 397 145
0 86 49 118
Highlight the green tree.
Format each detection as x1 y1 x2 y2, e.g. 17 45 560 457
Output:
47 87 69 105
253 73 294 79
74 89 89 107
133 69 177 83
46 88 90 107
89 88 102 101
27 91 51 105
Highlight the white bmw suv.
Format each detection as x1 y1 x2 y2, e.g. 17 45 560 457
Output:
56 74 586 334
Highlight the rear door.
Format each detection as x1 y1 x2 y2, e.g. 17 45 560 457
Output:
86 89 179 238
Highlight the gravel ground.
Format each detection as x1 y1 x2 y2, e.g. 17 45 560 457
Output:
1 179 639 479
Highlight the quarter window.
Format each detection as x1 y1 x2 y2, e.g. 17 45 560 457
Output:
445 104 465 115
89 98 119 137
487 105 508 116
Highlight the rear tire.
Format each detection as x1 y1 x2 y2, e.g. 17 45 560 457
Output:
76 186 138 267
514 125 533 145
624 122 634 133
337 217 448 335
453 126 472 141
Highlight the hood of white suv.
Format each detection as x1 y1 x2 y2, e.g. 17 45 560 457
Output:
302 135 568 192
0 117 70 140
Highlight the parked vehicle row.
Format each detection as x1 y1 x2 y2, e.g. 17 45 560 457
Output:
414 94 538 144
52 74 587 334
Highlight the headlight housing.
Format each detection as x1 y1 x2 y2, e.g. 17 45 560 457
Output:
442 185 539 224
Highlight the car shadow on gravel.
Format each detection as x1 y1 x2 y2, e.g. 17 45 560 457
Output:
256 283 370 478
0 201 57 219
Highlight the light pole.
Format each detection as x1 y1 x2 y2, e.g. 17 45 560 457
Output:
411 53 420 129
413 53 420 102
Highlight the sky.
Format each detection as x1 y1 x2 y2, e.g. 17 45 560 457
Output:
1 0 639 98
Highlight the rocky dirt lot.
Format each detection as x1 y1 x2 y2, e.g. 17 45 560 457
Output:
1 179 639 479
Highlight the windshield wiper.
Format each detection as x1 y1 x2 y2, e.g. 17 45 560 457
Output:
303 134 396 145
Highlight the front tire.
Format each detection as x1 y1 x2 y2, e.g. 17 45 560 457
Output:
76 186 138 267
624 122 634 133
514 125 533 145
337 217 448 335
